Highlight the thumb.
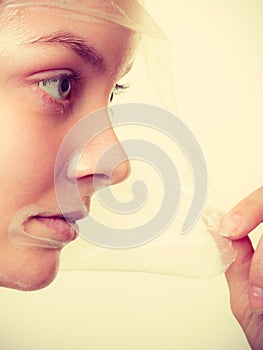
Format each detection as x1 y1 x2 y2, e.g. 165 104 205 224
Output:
225 236 254 321
221 187 263 239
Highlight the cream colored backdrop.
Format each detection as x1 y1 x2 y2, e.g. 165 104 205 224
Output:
1 1 262 349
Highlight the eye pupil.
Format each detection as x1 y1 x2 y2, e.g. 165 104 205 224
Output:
61 78 70 94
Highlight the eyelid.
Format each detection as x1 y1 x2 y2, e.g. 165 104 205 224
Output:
26 69 82 84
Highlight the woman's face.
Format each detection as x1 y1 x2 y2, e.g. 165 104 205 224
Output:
0 5 139 290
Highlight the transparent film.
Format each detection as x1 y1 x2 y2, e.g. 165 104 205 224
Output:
5 0 236 278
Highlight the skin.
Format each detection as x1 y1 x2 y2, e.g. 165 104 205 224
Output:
0 3 261 349
222 187 263 350
0 6 139 291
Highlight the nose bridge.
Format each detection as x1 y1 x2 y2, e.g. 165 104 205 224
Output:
77 120 130 185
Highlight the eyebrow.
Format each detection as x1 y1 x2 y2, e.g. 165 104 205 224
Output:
28 31 105 72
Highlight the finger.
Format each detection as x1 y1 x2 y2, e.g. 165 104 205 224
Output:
249 234 263 314
221 187 263 239
225 236 254 320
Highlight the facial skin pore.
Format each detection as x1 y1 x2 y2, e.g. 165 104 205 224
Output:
0 5 139 291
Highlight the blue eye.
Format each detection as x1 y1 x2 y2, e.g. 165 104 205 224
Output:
38 75 72 99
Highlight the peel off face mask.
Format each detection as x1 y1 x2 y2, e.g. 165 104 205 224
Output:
4 1 236 278
54 103 236 278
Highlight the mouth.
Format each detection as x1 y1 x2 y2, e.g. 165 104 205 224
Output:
8 205 88 250
31 215 79 243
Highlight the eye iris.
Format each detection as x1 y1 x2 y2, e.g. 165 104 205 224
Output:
60 78 71 96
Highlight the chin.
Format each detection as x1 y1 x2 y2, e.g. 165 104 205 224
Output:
0 248 61 291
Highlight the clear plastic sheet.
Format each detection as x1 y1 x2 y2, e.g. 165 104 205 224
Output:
60 207 235 278
54 103 236 278
4 0 236 278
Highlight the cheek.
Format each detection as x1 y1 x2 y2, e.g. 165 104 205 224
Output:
0 104 62 206
0 105 62 290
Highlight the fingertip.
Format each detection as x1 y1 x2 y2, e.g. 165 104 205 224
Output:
218 229 232 238
221 213 243 238
223 189 263 239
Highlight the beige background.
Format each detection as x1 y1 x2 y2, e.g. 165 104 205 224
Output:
1 1 262 349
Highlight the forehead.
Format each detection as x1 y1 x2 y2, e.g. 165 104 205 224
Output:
0 4 138 45
0 0 165 38
0 0 144 32
0 6 140 75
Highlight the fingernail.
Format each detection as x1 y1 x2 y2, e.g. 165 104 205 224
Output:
250 286 263 315
218 229 231 237
221 214 242 235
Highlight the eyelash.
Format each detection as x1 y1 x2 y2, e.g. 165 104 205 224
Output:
38 72 128 115
110 84 129 103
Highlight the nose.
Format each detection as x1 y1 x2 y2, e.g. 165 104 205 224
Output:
75 121 130 188
54 107 130 218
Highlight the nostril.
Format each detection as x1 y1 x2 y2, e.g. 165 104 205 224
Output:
93 174 111 189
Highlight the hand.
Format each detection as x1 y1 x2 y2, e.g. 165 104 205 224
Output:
222 187 263 350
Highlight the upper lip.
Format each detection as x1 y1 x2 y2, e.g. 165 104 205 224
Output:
35 209 88 223
8 204 90 250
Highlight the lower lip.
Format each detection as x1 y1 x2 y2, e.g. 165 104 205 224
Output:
35 216 78 242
